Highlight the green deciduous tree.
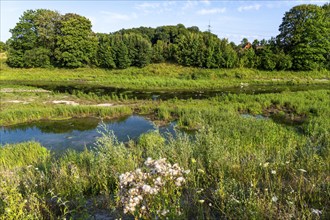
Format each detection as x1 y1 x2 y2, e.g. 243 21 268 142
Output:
7 9 60 67
0 41 7 52
54 13 98 68
277 4 330 70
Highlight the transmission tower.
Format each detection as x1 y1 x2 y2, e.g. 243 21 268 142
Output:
207 20 211 33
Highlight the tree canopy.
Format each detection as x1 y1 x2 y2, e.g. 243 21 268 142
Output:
6 4 330 71
277 4 330 70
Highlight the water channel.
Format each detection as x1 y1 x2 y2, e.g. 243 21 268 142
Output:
1 83 328 152
0 116 176 153
4 80 329 100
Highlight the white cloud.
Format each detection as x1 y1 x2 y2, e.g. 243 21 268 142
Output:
100 11 137 22
238 4 261 12
136 2 161 10
197 7 226 15
201 0 211 5
182 0 199 10
135 1 176 14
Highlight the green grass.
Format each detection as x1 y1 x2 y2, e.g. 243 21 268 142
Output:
0 89 329 219
0 142 50 170
0 104 133 126
1 62 329 91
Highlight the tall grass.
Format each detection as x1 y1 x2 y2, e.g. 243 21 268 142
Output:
1 89 329 219
1 63 329 91
0 104 133 126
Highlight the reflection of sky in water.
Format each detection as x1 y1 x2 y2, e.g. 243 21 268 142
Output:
0 116 176 152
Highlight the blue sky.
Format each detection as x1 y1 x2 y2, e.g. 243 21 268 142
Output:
1 0 327 44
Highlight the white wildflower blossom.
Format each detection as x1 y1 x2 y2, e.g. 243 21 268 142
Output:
184 169 190 174
142 184 152 193
161 209 169 216
271 170 276 175
311 208 322 216
272 196 278 202
263 162 269 168
175 177 185 187
118 158 189 218
298 168 307 173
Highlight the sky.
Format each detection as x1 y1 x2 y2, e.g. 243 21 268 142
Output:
1 0 328 44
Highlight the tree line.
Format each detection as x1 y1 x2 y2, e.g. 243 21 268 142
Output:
3 4 329 70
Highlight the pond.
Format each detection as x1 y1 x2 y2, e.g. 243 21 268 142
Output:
0 116 176 153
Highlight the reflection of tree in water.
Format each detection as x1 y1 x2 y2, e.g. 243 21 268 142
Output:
37 118 100 133
6 116 132 134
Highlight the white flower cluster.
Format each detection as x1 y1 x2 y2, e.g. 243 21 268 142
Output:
119 158 189 216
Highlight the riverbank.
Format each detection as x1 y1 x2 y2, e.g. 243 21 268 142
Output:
1 63 329 91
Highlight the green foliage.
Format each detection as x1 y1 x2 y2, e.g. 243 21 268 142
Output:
0 41 7 52
277 4 330 70
0 142 50 170
23 47 51 67
6 9 61 68
55 13 98 68
96 34 116 68
6 4 329 70
238 48 256 68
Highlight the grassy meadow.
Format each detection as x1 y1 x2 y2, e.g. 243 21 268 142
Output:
1 54 330 219
1 57 329 91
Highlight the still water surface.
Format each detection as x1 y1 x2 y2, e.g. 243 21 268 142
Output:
0 116 176 152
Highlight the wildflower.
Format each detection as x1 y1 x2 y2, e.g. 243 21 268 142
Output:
175 176 185 186
263 162 269 168
311 208 322 216
298 168 307 173
196 188 204 193
119 158 188 218
271 170 276 175
272 196 278 202
208 203 212 207
184 169 190 174
161 209 169 216
197 169 205 174
154 177 162 186
142 184 152 193
191 158 196 163
198 200 205 203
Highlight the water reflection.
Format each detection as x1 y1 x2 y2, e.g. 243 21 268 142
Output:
0 116 176 152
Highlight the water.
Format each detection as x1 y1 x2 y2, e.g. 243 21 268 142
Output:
0 116 176 152
42 83 330 100
241 114 268 120
4 80 329 100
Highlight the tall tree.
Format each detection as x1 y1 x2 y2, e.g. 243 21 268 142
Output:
96 34 116 69
54 13 98 68
277 4 330 70
7 9 61 67
7 10 39 67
